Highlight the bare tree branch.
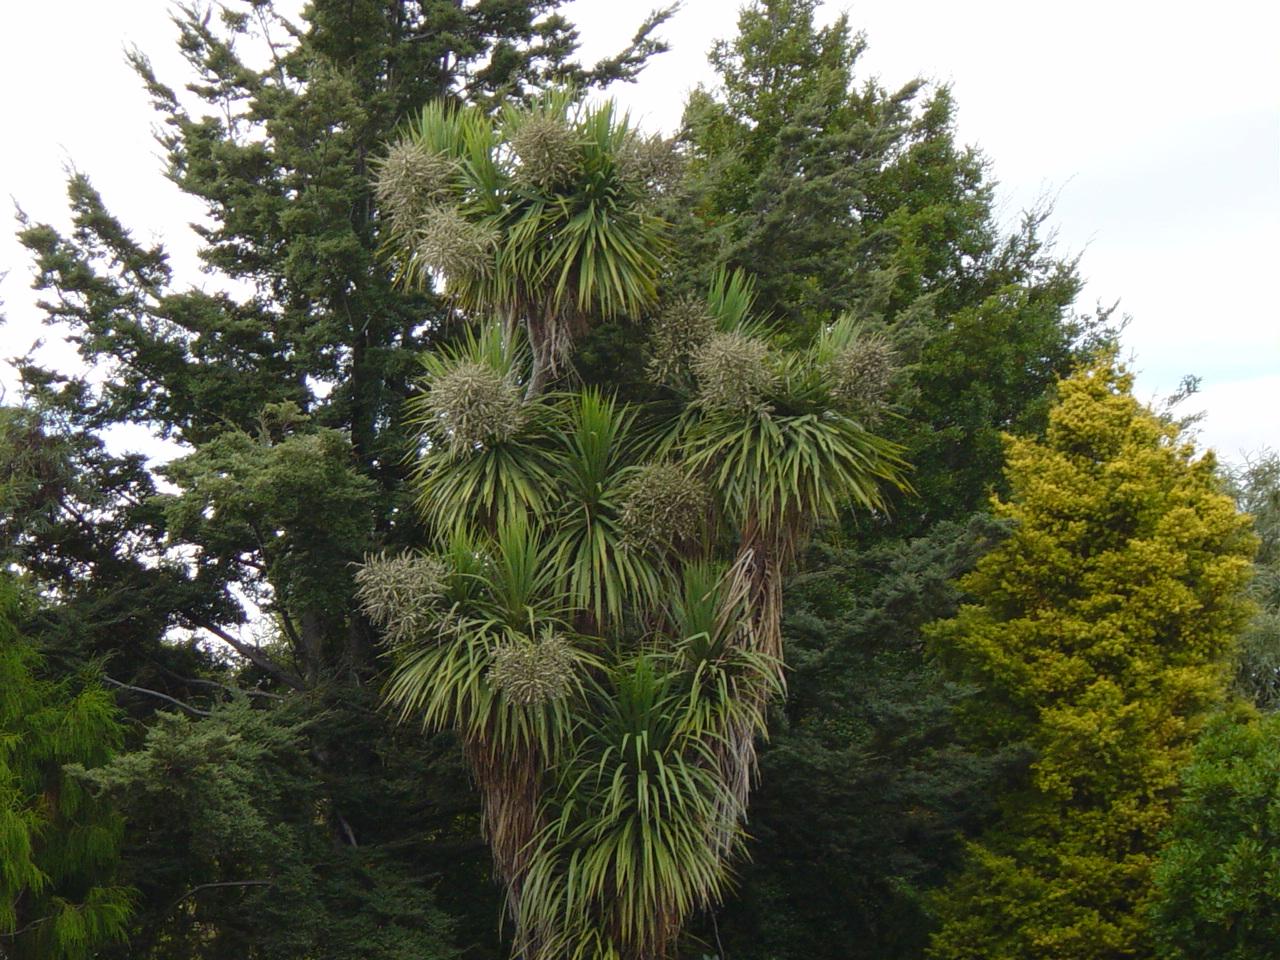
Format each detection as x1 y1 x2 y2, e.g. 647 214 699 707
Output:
188 618 306 691
103 676 211 717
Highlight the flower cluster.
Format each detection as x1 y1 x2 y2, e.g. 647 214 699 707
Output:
355 552 447 648
616 132 683 192
419 361 525 454
647 296 716 385
508 114 581 191
620 462 710 555
374 139 459 229
489 634 576 706
692 332 776 415
825 336 895 417
414 206 498 282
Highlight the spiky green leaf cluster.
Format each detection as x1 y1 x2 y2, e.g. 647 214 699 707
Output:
376 90 909 960
374 287 905 958
379 92 669 394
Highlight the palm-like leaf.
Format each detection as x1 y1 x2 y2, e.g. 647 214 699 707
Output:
545 391 662 629
681 401 907 536
373 93 912 960
662 559 782 846
379 514 603 933
706 266 763 334
382 516 586 754
407 324 556 531
384 93 668 394
518 657 737 960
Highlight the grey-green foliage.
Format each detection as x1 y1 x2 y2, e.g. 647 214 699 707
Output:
355 552 448 649
692 332 778 415
490 633 578 706
1229 452 1280 709
647 296 716 386
157 405 380 686
415 360 528 455
74 699 459 960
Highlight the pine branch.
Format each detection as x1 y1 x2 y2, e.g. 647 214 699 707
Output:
155 666 286 701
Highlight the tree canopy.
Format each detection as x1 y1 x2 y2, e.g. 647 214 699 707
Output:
1149 704 1280 959
2 2 1266 958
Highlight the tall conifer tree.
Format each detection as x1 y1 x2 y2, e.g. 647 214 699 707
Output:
926 356 1256 960
9 3 672 954
662 5 1109 956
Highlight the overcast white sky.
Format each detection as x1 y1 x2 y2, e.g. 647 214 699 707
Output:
2 0 1276 462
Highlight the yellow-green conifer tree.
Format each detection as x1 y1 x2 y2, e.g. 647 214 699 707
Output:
925 355 1256 960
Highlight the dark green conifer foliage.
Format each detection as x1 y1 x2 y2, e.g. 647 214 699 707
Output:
15 0 673 683
10 2 672 955
926 357 1256 960
698 517 1026 960
0 578 132 960
664 5 1108 957
674 0 993 334
72 698 460 960
1149 704 1280 959
667 0 1107 530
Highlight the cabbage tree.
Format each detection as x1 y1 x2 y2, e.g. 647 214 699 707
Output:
361 93 907 959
